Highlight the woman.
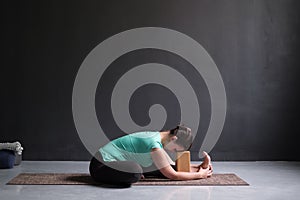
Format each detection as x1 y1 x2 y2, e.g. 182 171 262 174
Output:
89 125 213 186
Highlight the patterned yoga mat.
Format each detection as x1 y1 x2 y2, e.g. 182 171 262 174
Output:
7 173 249 186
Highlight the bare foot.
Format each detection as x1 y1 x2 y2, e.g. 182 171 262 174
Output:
200 151 212 169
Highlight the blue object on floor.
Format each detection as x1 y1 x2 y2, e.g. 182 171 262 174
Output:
0 150 16 169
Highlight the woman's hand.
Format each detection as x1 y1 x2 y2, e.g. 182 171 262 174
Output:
195 163 213 172
198 166 213 178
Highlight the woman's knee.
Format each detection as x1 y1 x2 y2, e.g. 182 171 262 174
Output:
90 160 142 184
125 162 142 183
115 161 142 183
129 161 143 174
108 160 142 174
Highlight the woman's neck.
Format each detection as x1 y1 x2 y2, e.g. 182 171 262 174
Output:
160 131 170 146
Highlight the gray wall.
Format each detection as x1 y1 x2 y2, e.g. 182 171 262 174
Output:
2 0 300 161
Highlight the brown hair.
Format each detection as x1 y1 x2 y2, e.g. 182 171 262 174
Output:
170 125 193 151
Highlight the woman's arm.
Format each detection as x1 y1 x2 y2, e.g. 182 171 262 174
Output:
151 148 212 180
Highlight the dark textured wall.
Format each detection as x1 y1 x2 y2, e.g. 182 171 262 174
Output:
2 0 300 161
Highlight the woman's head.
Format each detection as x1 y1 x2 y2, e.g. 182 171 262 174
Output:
163 125 193 152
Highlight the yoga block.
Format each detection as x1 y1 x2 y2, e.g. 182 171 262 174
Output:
176 151 190 172
0 150 16 169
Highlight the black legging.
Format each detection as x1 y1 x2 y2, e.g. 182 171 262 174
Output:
89 152 176 185
89 152 143 185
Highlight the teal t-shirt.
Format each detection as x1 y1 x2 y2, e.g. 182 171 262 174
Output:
99 131 162 167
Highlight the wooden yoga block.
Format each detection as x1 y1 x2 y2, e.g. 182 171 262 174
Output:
176 151 191 172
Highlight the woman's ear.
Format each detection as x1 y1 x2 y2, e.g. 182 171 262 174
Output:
170 135 178 142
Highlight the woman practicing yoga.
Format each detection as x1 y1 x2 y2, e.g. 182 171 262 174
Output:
89 125 213 186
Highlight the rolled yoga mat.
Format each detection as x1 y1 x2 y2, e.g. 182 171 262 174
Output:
7 173 249 186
